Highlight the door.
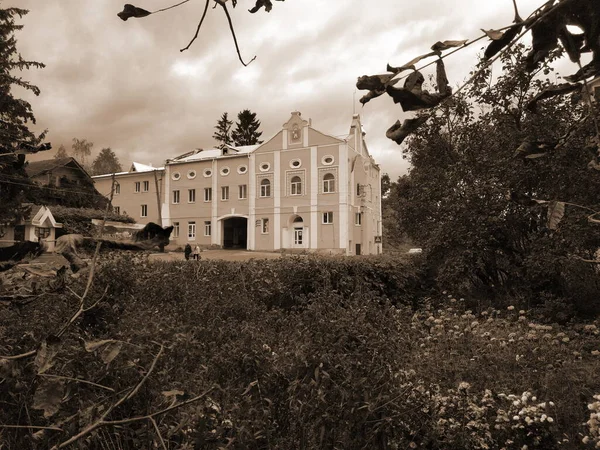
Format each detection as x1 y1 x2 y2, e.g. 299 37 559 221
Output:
294 227 303 247
355 243 361 255
14 225 25 242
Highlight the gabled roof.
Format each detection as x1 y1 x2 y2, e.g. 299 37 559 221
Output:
169 145 257 163
25 157 91 179
20 204 62 228
130 162 164 172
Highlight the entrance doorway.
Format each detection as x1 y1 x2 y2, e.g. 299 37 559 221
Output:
290 215 304 248
222 217 247 249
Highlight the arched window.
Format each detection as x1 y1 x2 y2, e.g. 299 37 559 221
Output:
323 173 335 193
290 176 302 195
260 178 271 197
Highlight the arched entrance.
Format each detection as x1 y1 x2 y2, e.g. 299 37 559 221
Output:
222 217 248 249
289 215 305 248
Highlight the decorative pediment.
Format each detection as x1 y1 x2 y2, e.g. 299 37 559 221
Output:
282 111 308 146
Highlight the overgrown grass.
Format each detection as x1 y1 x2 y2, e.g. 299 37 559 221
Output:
1 254 599 449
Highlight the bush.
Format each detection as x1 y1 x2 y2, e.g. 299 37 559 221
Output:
1 255 599 449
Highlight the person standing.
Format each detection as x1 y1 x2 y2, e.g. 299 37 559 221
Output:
193 245 201 260
184 243 192 260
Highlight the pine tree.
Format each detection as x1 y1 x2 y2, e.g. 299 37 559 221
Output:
54 144 68 159
232 109 263 146
0 7 48 223
213 112 233 149
91 148 122 175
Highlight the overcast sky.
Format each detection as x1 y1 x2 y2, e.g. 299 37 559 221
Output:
15 0 550 179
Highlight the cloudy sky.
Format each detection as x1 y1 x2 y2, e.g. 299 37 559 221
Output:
15 0 549 179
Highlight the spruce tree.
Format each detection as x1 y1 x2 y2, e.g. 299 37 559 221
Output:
212 112 233 149
91 147 122 175
232 109 263 146
0 6 49 223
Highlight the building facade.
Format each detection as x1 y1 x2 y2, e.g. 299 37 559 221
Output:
93 112 383 255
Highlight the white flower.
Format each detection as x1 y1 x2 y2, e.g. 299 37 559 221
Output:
508 306 515 311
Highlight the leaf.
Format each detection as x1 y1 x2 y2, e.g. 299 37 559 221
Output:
547 201 565 230
33 379 64 418
484 23 523 60
242 380 258 396
524 153 548 159
100 342 123 366
387 50 440 74
248 0 277 13
34 335 61 375
386 116 430 145
430 39 467 51
526 83 582 112
84 339 117 352
162 389 185 398
117 4 152 21
481 28 505 40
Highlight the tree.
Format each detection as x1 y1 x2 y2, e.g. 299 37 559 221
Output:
91 147 123 175
392 45 600 316
213 112 233 150
0 7 49 223
71 138 93 166
232 109 263 146
54 144 68 159
380 173 391 198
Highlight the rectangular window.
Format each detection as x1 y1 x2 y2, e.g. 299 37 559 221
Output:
323 211 333 224
141 204 148 217
355 212 362 226
173 190 180 204
290 177 302 195
135 181 141 193
204 221 211 236
114 206 120 215
115 183 120 194
35 227 51 239
172 221 179 238
261 218 269 234
238 184 247 199
204 187 212 202
188 189 196 203
143 181 149 192
221 186 229 201
188 221 196 239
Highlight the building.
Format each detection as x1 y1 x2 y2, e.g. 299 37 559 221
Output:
25 157 93 187
93 112 383 255
0 204 63 251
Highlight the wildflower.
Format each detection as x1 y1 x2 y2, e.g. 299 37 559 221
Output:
592 350 600 356
508 306 515 311
583 436 590 444
547 417 554 423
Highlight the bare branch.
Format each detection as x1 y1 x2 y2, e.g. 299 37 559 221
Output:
217 0 257 66
0 425 63 431
153 0 192 14
38 373 115 392
150 417 168 450
180 0 210 52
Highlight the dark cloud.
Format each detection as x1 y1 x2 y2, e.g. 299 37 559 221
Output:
16 0 546 178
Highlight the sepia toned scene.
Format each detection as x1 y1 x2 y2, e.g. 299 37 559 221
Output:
1 0 600 448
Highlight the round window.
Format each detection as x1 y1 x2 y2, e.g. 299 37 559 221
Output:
187 170 197 179
171 172 181 181
322 155 334 166
237 165 248 174
290 159 302 168
260 162 270 172
220 167 230 176
203 168 212 178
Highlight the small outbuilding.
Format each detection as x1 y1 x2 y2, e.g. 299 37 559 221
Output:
0 204 63 252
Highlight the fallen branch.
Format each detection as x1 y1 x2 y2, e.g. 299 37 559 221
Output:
38 373 115 392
